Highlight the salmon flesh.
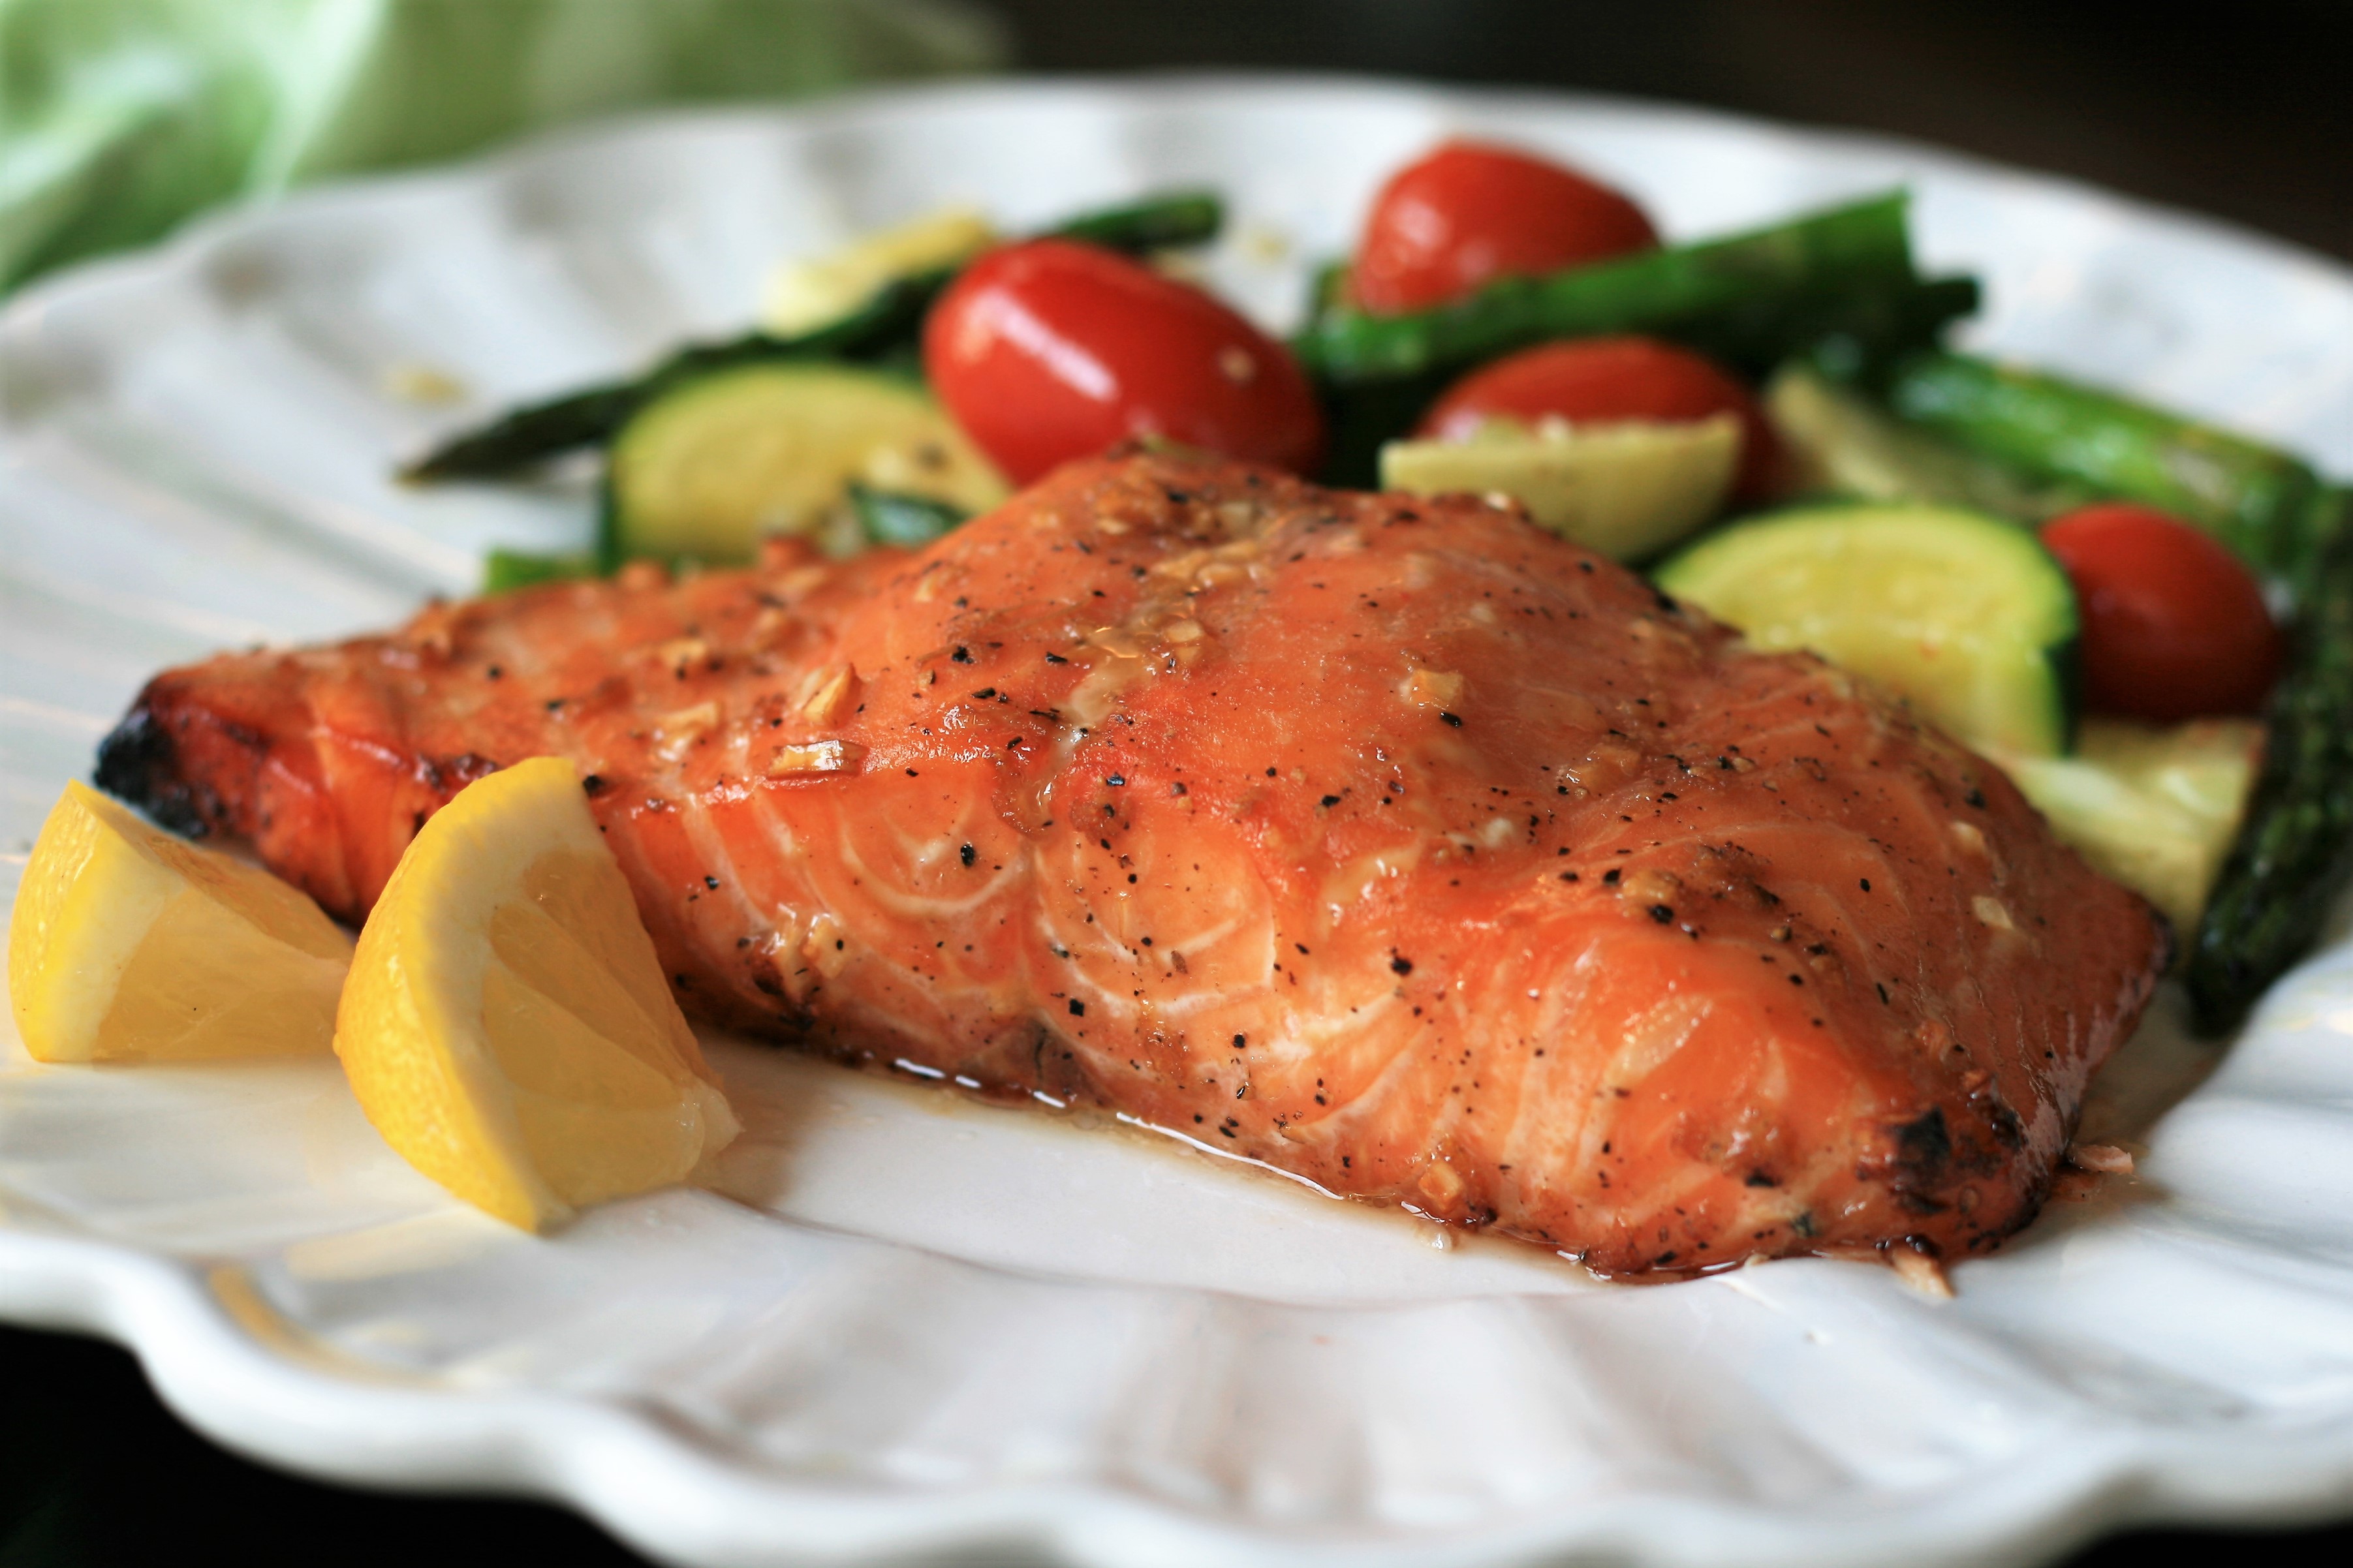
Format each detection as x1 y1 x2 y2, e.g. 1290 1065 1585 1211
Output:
98 451 2166 1273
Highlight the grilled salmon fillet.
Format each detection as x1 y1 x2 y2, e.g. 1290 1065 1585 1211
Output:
99 450 2166 1272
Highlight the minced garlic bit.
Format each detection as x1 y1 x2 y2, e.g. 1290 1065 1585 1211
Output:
748 607 794 648
1416 1160 1466 1207
768 563 830 597
801 911 850 978
1971 894 2016 931
647 636 710 675
653 701 721 760
1238 222 1292 264
657 701 719 734
1400 667 1465 708
381 361 469 406
1084 624 1147 659
1151 537 1266 594
2067 1141 2135 1176
768 740 862 776
1618 867 1682 906
794 662 858 726
1888 1246 1954 1299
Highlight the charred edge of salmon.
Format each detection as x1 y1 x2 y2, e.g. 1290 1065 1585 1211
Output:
1877 1103 2014 1227
93 699 217 837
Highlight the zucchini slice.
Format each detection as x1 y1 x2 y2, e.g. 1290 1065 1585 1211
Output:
1764 365 2088 522
1380 414 1739 562
2004 718 2262 932
1653 502 2077 757
608 363 1006 566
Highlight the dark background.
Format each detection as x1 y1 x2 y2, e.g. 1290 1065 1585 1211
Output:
8 2 2352 1564
996 0 2353 264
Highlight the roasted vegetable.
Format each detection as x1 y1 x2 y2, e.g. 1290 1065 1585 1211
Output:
760 206 996 335
1301 192 1975 485
401 279 937 484
2187 489 2353 1033
1655 501 2079 758
403 189 1225 482
1046 189 1223 253
1886 351 2324 579
1294 192 1971 386
606 363 1003 566
1380 414 1739 562
481 548 599 593
2003 718 2262 934
1764 364 2089 521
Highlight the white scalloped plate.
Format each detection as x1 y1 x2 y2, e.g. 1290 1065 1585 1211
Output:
7 75 2353 1568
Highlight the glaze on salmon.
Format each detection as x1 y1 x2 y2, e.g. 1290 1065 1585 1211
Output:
99 451 2167 1273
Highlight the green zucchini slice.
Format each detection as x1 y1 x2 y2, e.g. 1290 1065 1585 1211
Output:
1653 502 2077 757
608 363 1006 565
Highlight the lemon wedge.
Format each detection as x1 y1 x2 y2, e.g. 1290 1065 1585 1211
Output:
8 781 351 1063
335 756 738 1231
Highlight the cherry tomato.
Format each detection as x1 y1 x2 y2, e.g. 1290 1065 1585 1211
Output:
2040 502 2284 722
922 239 1324 485
1348 139 1659 316
1416 336 1785 504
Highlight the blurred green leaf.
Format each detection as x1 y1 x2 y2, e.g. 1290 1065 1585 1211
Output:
0 0 1005 292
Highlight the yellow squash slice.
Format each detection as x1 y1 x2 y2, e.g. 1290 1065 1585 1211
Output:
1381 414 1740 562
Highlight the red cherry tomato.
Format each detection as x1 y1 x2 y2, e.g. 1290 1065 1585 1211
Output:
2040 503 2284 722
1348 139 1659 316
922 239 1324 485
1416 336 1785 504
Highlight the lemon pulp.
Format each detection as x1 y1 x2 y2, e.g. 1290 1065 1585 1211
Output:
8 781 351 1062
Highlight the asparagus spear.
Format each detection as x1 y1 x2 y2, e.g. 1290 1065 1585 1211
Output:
1048 189 1224 253
2186 487 2353 1034
404 279 935 482
1886 351 2323 577
1294 191 1951 385
403 190 1226 482
1311 283 1978 487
